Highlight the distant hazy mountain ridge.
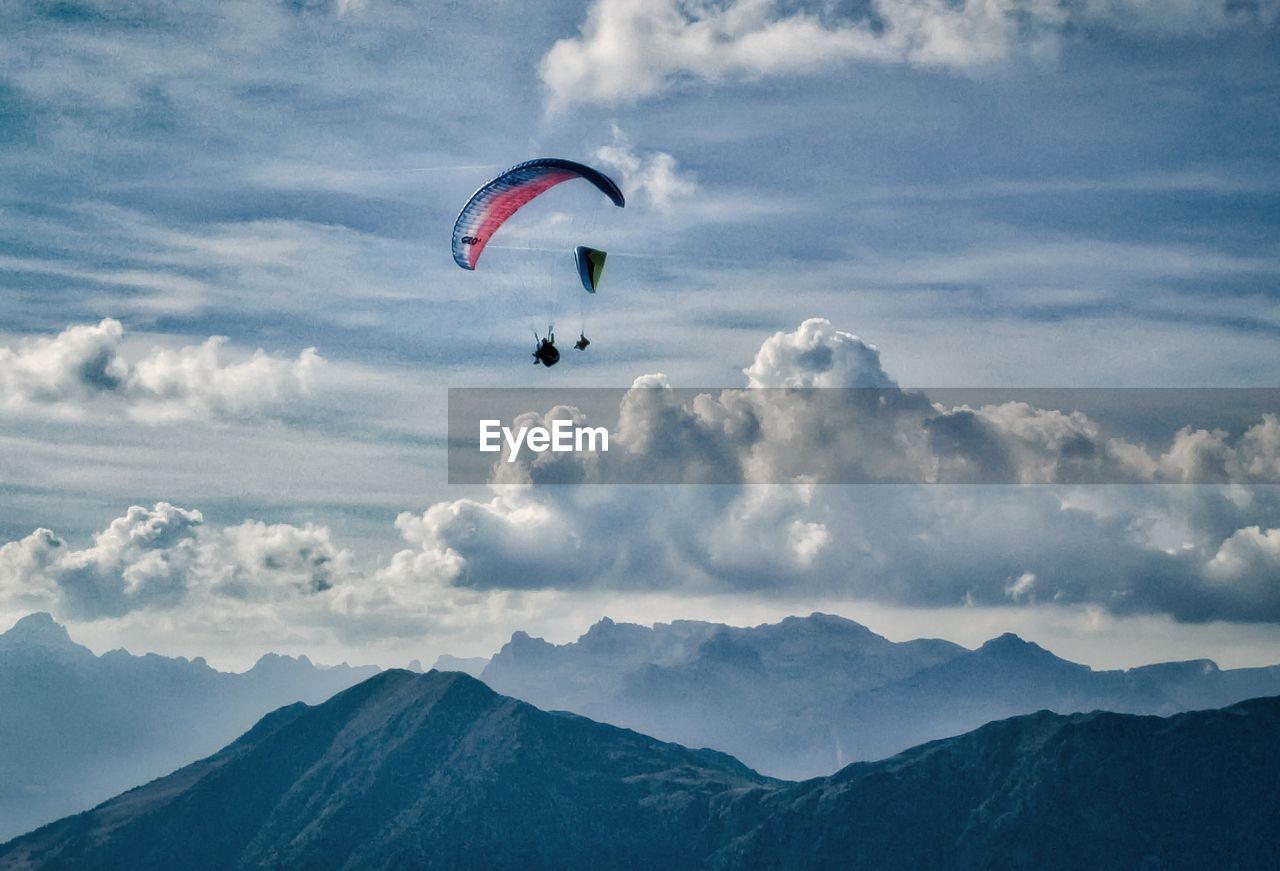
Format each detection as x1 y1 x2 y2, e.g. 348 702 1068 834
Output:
481 613 1280 778
3 669 1276 870
429 654 489 678
0 613 379 841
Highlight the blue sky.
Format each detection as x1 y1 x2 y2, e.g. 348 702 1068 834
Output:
1 0 1279 668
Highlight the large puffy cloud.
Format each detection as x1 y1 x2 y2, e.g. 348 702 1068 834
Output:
0 320 322 421
128 338 322 423
470 321 1280 488
0 501 559 653
385 471 1280 622
0 503 355 620
541 0 1276 108
1205 526 1280 591
50 503 205 617
5 321 1280 640
395 319 1280 621
745 318 896 388
0 529 66 610
205 520 352 602
0 504 204 618
389 495 594 589
0 320 130 404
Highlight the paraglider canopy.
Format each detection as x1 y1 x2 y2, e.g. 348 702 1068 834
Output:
574 246 607 294
452 158 625 271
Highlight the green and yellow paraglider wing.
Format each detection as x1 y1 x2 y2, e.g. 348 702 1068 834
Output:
574 246 607 294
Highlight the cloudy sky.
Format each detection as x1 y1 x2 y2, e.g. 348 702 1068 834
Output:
1 0 1279 670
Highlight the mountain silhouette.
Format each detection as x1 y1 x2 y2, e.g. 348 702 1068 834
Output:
8 610 1280 848
429 654 489 678
709 697 1280 870
482 612 964 776
0 613 379 841
2 669 1276 870
0 612 78 652
482 613 1280 778
0 670 770 870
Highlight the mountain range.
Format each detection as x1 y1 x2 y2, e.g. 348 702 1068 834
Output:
480 613 1280 778
0 613 378 841
3 669 1276 870
8 609 1280 845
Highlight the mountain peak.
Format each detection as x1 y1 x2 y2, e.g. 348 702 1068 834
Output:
807 611 859 623
6 671 1278 870
580 616 643 640
980 631 1033 650
503 629 553 652
758 613 888 652
248 652 315 672
0 612 85 653
975 632 1067 664
783 612 876 633
0 667 771 869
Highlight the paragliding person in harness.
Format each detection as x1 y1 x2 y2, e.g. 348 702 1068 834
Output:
574 332 590 351
533 329 560 367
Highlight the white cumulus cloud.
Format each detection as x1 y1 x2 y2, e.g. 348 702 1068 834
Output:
6 321 1280 643
594 127 699 212
391 317 1280 622
0 319 130 405
745 318 897 388
1206 526 1280 581
541 0 1275 108
0 503 354 620
0 319 323 422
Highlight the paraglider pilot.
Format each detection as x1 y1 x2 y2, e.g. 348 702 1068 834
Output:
533 330 560 367
574 332 590 351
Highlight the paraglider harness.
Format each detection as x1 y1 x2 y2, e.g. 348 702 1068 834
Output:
574 332 590 351
533 331 560 367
